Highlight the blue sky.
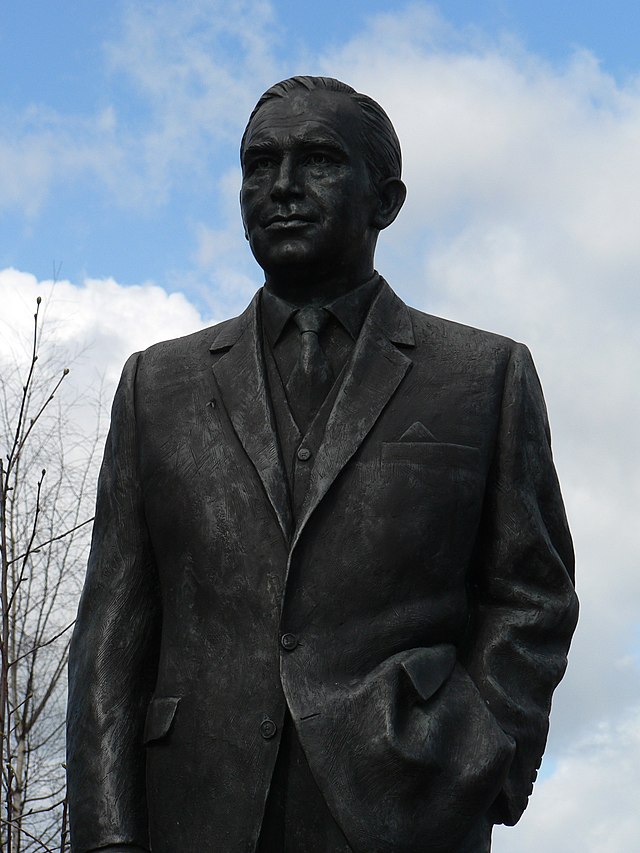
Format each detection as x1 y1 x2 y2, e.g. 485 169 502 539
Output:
3 1 640 305
2 2 640 850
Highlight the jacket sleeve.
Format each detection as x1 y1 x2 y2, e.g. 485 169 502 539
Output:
463 342 579 826
67 353 159 853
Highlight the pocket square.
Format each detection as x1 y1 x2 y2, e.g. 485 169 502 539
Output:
398 422 438 442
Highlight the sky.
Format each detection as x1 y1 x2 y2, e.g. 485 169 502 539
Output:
2 1 640 850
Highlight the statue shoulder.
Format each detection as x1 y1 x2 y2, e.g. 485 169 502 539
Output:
132 298 256 377
406 304 523 364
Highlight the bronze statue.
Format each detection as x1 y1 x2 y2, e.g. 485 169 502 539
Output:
67 76 578 853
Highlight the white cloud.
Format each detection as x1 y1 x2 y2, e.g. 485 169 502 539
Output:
0 267 214 391
493 708 640 852
102 0 281 200
188 167 262 316
0 0 281 215
0 104 138 216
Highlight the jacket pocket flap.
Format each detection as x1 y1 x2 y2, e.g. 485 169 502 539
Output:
401 645 457 702
144 696 180 745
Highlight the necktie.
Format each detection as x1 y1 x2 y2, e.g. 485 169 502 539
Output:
285 307 334 431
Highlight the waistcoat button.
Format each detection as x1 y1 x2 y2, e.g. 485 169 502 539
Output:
297 447 312 461
281 633 298 651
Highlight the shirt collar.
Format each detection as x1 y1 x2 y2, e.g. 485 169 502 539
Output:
326 273 380 340
261 273 381 345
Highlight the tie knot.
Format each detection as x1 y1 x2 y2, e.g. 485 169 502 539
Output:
293 306 330 336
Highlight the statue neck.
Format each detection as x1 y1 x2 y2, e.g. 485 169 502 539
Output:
264 262 376 308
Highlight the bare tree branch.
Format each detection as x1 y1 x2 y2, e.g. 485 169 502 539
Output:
1 295 104 851
7 519 94 569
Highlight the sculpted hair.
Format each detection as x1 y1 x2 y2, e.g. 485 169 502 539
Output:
241 75 402 186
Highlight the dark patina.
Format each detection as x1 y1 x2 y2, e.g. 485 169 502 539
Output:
67 76 578 853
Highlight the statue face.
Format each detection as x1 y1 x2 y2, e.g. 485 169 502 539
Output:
240 89 380 279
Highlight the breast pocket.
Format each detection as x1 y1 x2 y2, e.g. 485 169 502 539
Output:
377 441 485 557
381 440 481 471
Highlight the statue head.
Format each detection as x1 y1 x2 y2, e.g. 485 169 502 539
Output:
239 76 407 295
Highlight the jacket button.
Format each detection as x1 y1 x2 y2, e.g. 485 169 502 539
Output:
297 447 312 461
280 633 298 651
260 718 277 740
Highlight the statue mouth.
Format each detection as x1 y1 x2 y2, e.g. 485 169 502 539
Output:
265 213 315 229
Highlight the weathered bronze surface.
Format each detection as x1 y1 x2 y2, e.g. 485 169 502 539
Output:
67 77 578 853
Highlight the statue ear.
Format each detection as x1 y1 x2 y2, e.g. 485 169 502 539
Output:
372 178 407 230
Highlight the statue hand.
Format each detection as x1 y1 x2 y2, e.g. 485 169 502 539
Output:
92 846 149 853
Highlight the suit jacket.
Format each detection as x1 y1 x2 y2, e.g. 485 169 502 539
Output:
67 280 578 853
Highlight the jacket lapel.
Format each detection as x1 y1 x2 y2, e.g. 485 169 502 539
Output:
210 292 292 542
292 281 415 548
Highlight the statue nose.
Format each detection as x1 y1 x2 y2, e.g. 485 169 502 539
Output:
270 156 302 199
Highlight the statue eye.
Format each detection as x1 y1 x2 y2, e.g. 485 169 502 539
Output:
244 155 275 175
254 156 275 170
306 152 332 166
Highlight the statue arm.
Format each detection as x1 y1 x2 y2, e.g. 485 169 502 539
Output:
462 342 578 825
67 353 161 853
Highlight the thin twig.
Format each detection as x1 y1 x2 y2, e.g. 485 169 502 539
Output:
0 815 55 852
7 473 45 612
8 623 75 670
2 300 42 500
7 518 94 567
